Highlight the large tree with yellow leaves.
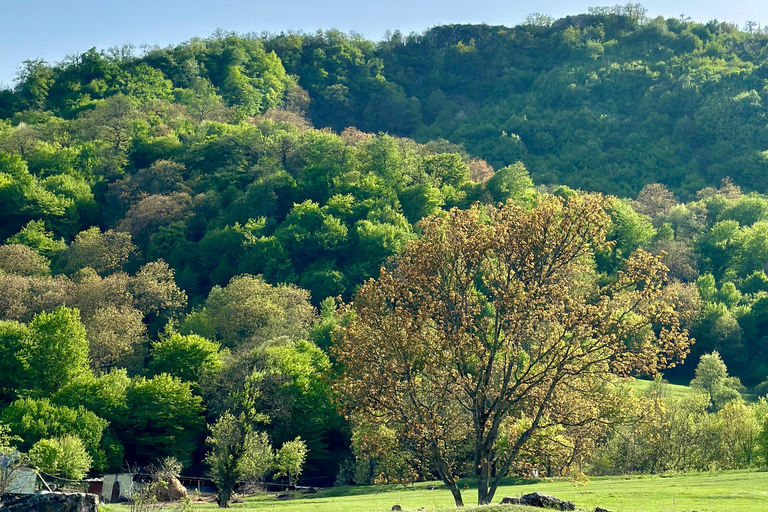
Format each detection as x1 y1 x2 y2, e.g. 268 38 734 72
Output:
336 194 692 506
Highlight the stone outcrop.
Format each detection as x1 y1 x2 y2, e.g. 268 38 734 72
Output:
0 491 99 512
501 491 576 510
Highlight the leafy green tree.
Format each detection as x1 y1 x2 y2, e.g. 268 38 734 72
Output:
14 59 53 109
52 369 130 425
52 370 131 470
0 153 74 239
597 197 656 274
274 437 308 486
398 183 444 224
695 220 743 281
361 81 421 136
29 434 92 479
742 271 768 294
223 66 263 119
149 331 223 384
0 398 107 462
260 339 342 473
6 220 66 259
690 351 744 411
308 297 341 351
119 374 205 466
715 400 761 468
485 163 533 204
689 295 743 370
734 221 768 278
181 77 229 123
0 321 31 404
25 306 91 396
205 412 273 508
80 93 138 151
276 200 348 270
718 194 768 226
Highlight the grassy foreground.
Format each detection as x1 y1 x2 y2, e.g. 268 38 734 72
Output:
101 469 768 512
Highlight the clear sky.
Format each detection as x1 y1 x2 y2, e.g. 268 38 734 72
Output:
1 0 767 87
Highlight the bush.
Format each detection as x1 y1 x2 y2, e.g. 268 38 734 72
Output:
29 434 92 479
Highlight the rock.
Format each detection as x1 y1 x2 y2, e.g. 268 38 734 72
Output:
500 492 575 510
276 493 294 500
302 487 318 494
391 506 403 511
0 491 99 512
595 508 612 512
154 475 187 502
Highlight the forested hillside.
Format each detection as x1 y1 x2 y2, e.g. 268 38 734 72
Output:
3 5 768 500
5 6 768 196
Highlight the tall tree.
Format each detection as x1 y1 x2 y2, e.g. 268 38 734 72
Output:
205 412 273 508
26 306 91 396
337 195 691 506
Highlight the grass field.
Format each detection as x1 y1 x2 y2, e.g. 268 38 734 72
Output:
101 469 768 512
628 378 759 403
627 378 697 399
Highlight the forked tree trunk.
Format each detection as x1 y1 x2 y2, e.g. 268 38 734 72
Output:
476 454 492 505
477 473 491 505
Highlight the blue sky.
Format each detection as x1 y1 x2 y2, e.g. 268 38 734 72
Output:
1 0 767 86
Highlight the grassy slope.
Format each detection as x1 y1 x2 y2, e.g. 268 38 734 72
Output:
627 379 698 399
102 470 768 512
628 378 759 403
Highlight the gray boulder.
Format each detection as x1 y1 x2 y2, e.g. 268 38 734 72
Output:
0 491 99 512
501 491 576 510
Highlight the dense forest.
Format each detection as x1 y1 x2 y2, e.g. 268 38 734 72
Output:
3 4 768 505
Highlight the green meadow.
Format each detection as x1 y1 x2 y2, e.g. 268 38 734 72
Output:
627 379 698 400
628 378 760 403
102 470 768 512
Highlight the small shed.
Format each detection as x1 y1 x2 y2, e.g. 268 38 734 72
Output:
101 473 134 503
85 478 103 496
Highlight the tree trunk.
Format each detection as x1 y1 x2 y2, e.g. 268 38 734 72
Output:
217 485 233 508
474 416 500 505
433 448 464 507
476 456 491 505
486 479 500 505
449 486 465 507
